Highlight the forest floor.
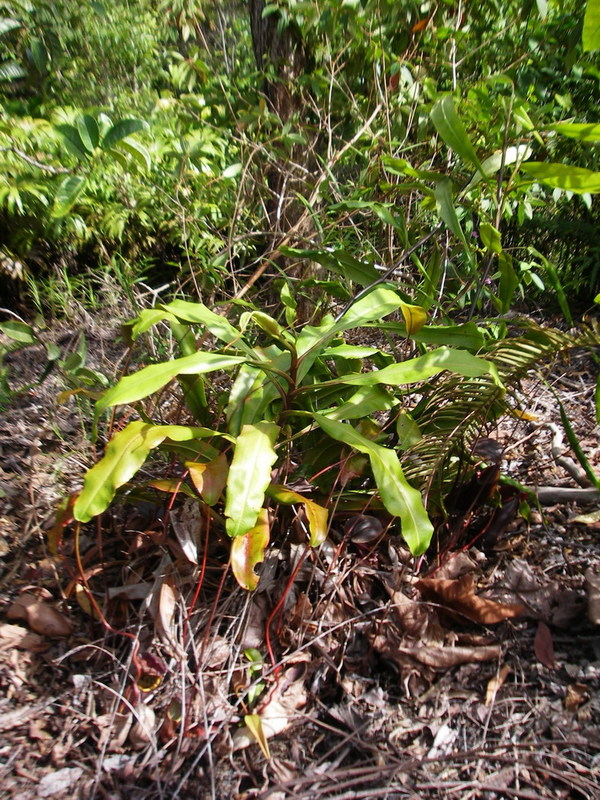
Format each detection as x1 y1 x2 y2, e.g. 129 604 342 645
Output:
0 314 599 800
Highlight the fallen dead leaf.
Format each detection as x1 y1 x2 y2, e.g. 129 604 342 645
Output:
534 620 555 669
6 593 73 638
416 574 525 624
372 633 502 669
0 622 49 652
564 683 589 711
128 703 156 749
37 766 84 797
485 664 512 705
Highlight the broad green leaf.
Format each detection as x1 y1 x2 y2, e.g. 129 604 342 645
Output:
583 0 600 51
332 346 503 389
117 137 151 170
321 344 381 359
399 301 427 335
95 351 245 418
29 38 48 73
312 415 433 555
480 223 502 254
125 308 178 339
521 162 600 194
186 453 228 506
160 299 247 349
51 175 86 218
279 246 380 287
77 115 99 152
396 409 422 450
266 485 328 545
74 421 220 522
0 320 36 344
56 124 91 159
101 118 148 150
376 321 485 350
325 386 398 421
231 508 270 590
430 95 484 174
225 422 280 538
548 122 600 142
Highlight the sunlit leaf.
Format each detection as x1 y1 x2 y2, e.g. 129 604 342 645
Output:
399 300 427 334
0 320 36 344
266 485 328 545
187 453 229 505
225 422 279 538
74 421 223 522
430 95 484 173
51 175 86 218
101 118 148 150
396 409 422 450
231 508 270 590
521 162 600 193
583 0 600 51
244 713 271 759
548 122 600 142
77 115 99 152
95 351 245 418
312 415 433 555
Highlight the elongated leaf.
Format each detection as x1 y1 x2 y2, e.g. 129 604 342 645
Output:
244 714 271 759
55 124 91 159
434 178 474 267
331 346 503 389
74 421 221 522
480 223 502 254
548 122 600 142
583 0 600 51
231 508 270 590
51 175 86 218
95 352 245 418
313 415 433 555
0 17 22 35
159 299 248 349
325 386 398 421
465 145 532 191
225 423 280 538
376 321 485 350
430 95 484 174
266 485 328 545
117 137 151 170
101 118 148 150
521 162 600 193
77 114 99 151
0 61 27 81
280 246 380 287
396 409 422 450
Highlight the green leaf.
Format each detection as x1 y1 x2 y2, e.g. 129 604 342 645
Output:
399 300 427 334
528 248 572 326
0 61 27 82
325 386 399 421
396 409 422 450
465 144 533 191
266 485 328 546
312 415 433 555
231 508 270 590
583 0 600 51
498 252 519 314
279 247 380 287
520 162 600 194
430 95 484 174
74 421 220 522
95 351 245 418
548 122 600 142
434 179 474 268
117 137 151 170
51 175 86 218
480 223 502 254
0 320 36 345
222 162 242 178
225 422 280 538
101 118 148 150
77 114 100 152
29 38 48 73
159 300 249 350
332 346 503 389
56 124 91 159
0 17 22 35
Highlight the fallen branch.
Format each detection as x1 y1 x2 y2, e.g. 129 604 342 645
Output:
529 486 600 505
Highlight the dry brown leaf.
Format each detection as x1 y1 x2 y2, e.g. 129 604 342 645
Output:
6 593 73 638
433 551 480 580
388 589 433 639
416 574 525 624
485 664 512 705
534 620 555 669
564 683 589 711
0 622 49 652
371 633 501 669
585 567 600 625
128 703 156 749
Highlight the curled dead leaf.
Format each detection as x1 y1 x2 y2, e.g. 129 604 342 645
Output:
416 574 525 624
0 622 49 652
6 593 73 638
128 703 156 749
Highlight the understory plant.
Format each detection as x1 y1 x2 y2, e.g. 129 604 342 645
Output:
72 287 509 587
